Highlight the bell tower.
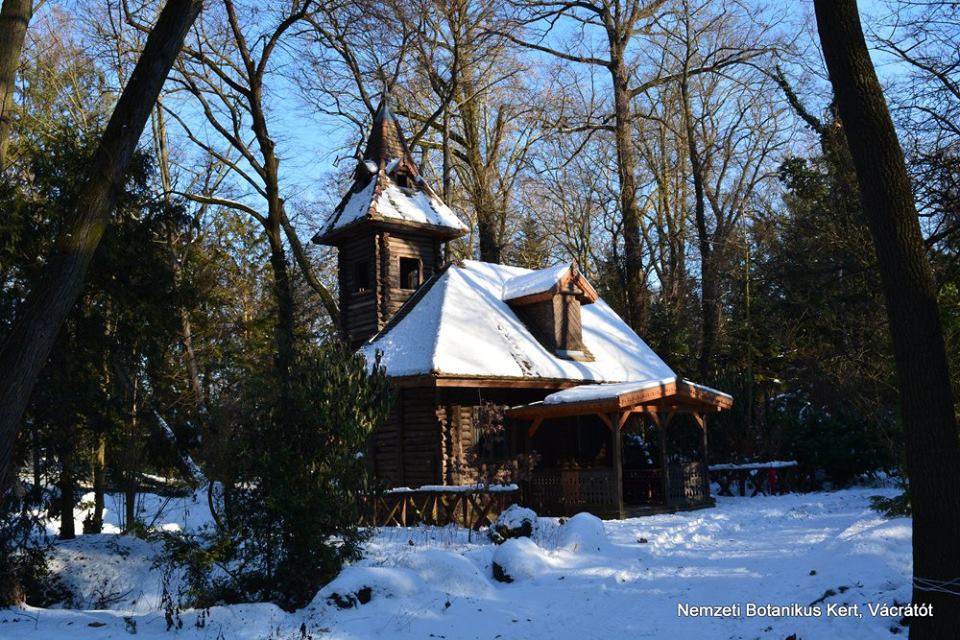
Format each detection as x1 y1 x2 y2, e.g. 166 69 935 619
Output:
312 96 468 347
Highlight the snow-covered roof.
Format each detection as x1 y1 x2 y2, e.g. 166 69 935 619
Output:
501 262 599 304
502 262 573 301
542 378 678 404
508 377 734 418
314 94 469 244
320 173 468 240
362 260 676 383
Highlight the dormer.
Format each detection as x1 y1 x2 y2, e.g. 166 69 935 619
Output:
312 94 469 347
502 262 598 361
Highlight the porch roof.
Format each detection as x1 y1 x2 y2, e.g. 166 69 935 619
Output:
505 376 733 422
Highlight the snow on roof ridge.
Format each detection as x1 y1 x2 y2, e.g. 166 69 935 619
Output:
501 261 575 302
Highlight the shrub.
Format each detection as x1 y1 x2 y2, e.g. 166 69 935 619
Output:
161 342 391 611
488 505 537 544
773 398 898 487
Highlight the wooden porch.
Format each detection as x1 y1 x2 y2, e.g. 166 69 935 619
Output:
507 378 732 519
523 462 711 518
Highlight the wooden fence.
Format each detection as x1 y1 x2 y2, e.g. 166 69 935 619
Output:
525 468 618 517
358 488 519 529
623 469 664 504
668 462 708 505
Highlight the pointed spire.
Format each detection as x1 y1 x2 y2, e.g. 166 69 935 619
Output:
363 85 416 173
311 85 469 245
374 82 394 124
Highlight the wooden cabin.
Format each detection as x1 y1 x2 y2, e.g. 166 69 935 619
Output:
313 97 733 519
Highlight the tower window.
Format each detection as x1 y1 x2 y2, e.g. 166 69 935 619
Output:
353 261 371 293
399 257 421 290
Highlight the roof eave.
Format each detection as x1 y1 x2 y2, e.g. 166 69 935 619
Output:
315 217 468 245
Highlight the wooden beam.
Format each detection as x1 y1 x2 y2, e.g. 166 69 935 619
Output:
616 380 678 408
391 375 580 390
597 413 613 430
611 412 624 518
508 398 622 420
676 380 734 409
658 416 672 509
527 416 544 438
697 412 710 499
629 404 724 414
616 411 631 430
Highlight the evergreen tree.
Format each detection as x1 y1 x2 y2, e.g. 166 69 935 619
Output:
169 343 391 611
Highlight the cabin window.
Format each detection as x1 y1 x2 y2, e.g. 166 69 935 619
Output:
352 261 371 293
399 257 421 290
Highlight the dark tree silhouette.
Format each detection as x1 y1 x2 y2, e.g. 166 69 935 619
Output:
0 0 33 167
814 1 960 637
0 0 204 515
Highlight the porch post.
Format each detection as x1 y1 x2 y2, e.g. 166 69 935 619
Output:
694 412 710 502
657 412 672 509
610 412 624 518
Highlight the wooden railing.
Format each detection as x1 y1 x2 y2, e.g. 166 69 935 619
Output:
358 488 519 529
668 462 708 505
525 468 617 517
623 469 663 504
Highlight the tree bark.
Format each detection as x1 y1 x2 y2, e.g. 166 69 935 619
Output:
57 423 75 540
90 432 105 534
0 0 32 168
0 0 204 496
680 72 716 382
266 222 296 385
610 51 649 335
814 2 960 637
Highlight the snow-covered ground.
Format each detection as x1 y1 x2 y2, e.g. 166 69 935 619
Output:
1 487 913 639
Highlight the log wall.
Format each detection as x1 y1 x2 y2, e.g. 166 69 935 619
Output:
369 387 444 487
338 234 379 345
338 229 443 346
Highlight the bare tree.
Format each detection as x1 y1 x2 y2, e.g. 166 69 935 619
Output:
305 0 544 264
503 0 769 335
815 1 960 637
872 1 960 255
670 0 786 380
121 0 342 385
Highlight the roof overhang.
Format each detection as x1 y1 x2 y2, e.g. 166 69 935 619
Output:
312 217 468 246
505 378 733 421
384 373 584 390
502 262 599 306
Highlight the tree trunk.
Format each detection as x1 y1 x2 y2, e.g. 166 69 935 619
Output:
476 195 502 263
0 0 204 498
680 72 716 381
124 368 140 532
30 419 40 504
90 432 105 534
57 423 75 540
814 2 960 637
124 472 136 532
266 222 296 386
610 55 649 335
0 0 32 167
